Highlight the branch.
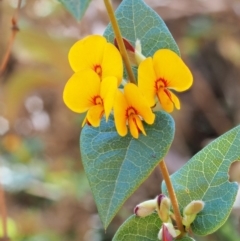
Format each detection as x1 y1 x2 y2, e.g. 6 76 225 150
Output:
159 160 185 238
0 0 22 77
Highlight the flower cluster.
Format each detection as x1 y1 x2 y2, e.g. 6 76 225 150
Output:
63 35 193 138
134 195 204 240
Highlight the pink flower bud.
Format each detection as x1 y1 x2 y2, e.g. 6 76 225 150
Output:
134 199 157 217
158 223 180 241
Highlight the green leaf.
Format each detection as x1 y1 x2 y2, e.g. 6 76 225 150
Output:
80 111 174 229
162 125 240 235
113 213 161 241
112 213 195 241
57 0 91 20
104 0 180 57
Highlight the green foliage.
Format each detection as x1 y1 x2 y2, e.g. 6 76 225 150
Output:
104 0 180 57
162 125 240 235
57 0 91 20
112 213 195 241
80 111 175 229
113 213 162 241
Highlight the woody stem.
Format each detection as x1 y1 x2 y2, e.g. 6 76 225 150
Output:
103 0 136 84
159 160 185 237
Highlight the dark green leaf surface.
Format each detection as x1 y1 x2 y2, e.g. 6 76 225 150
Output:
58 0 91 20
80 111 174 228
104 0 180 57
112 213 195 241
162 125 240 235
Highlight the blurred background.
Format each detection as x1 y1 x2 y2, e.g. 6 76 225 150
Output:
0 0 240 240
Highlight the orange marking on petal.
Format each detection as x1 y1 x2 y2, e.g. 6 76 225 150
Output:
92 95 103 105
94 64 102 78
155 78 174 104
155 78 168 90
126 106 138 117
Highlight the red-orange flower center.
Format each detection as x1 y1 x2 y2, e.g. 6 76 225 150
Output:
155 78 173 102
93 96 103 105
94 64 102 78
155 78 168 90
126 106 137 117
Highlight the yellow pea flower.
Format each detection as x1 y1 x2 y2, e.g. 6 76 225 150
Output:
138 49 193 113
68 35 123 85
63 69 117 127
114 83 155 139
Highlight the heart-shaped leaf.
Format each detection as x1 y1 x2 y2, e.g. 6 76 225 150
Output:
162 125 240 235
104 0 180 57
112 213 196 241
58 0 91 20
80 111 174 229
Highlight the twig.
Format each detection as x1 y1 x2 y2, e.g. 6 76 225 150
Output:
159 160 185 238
0 0 22 77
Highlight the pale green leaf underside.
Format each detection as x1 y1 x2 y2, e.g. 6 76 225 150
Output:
80 111 174 229
58 0 91 20
104 0 180 58
162 125 240 235
113 213 195 241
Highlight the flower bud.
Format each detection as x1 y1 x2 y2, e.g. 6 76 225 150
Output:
156 194 171 222
134 39 146 65
158 223 180 241
134 199 157 217
183 200 205 216
182 200 205 229
114 38 146 66
114 37 137 66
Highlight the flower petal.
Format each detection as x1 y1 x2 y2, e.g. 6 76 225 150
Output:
100 76 118 121
157 89 175 113
129 115 139 139
63 69 100 113
102 43 123 85
135 115 146 136
124 83 155 124
68 35 106 73
138 57 157 107
153 49 193 91
86 105 104 127
170 90 180 110
114 90 128 137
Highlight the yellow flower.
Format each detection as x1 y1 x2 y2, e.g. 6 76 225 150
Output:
63 69 117 127
68 35 123 85
138 49 193 112
114 83 155 138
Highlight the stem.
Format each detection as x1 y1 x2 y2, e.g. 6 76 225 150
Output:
103 0 136 84
0 0 22 77
159 160 185 237
0 182 7 239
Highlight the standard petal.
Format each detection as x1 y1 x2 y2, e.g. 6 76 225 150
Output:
68 35 107 73
128 115 139 139
63 69 100 113
124 83 155 125
138 57 157 107
100 76 118 121
157 89 174 113
153 49 193 91
114 90 128 137
86 105 104 127
101 43 123 85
